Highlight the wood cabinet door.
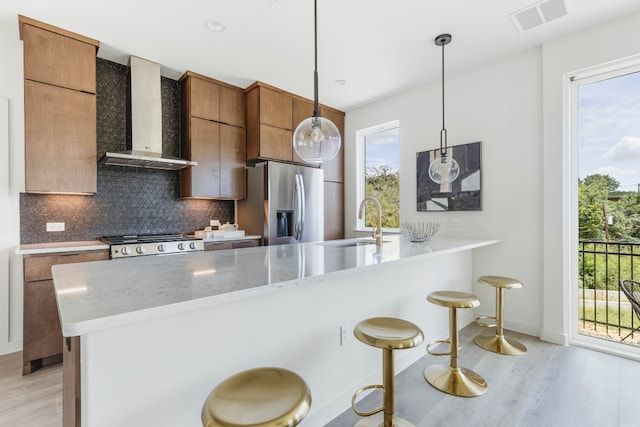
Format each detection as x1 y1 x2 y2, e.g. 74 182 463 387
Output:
232 240 259 249
186 118 220 198
220 86 245 128
22 23 96 94
23 279 63 366
320 107 345 183
204 242 234 251
259 124 292 162
292 98 317 166
260 87 292 130
189 77 220 122
24 250 109 282
324 181 345 240
24 80 97 194
219 124 246 199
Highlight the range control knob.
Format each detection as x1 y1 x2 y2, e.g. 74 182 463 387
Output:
136 245 145 254
158 244 166 252
189 242 197 250
121 246 130 256
178 242 185 250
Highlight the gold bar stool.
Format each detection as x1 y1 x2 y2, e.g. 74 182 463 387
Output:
474 275 527 355
424 291 487 397
201 367 311 427
351 317 424 427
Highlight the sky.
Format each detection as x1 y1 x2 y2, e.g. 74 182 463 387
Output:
365 125 400 173
578 70 640 193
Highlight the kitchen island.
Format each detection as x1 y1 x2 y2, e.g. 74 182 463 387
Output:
52 235 498 426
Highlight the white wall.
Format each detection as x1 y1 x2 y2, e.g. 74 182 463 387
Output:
345 48 544 337
0 17 25 355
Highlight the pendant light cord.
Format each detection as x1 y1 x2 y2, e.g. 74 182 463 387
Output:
313 0 319 118
440 40 447 157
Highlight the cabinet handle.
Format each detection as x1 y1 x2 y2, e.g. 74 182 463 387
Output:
66 336 71 352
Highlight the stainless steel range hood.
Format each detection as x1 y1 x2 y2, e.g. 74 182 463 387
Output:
99 56 196 170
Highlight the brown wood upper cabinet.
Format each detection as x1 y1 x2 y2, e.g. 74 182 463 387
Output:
320 106 345 183
20 16 98 94
19 16 99 194
180 71 246 200
246 82 294 163
246 81 345 171
291 98 316 166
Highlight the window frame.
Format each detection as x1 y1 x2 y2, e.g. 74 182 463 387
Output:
355 119 400 232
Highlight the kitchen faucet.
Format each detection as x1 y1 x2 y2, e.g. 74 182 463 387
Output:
358 196 383 247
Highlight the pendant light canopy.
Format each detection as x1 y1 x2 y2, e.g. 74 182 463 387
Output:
428 33 460 185
293 0 341 164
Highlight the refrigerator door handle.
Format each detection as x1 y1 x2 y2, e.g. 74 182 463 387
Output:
293 173 305 240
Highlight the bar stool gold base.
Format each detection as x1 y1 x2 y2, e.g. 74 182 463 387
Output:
474 334 527 355
424 365 487 397
354 412 416 427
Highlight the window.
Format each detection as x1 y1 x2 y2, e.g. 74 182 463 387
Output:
569 59 640 354
356 120 400 230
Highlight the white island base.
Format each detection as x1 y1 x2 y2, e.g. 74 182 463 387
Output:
52 236 498 426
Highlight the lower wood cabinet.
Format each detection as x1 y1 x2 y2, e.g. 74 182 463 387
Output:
22 249 109 375
204 239 259 251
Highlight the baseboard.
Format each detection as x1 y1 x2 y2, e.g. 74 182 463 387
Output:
539 328 569 345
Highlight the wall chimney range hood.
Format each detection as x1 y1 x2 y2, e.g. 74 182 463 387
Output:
99 56 196 170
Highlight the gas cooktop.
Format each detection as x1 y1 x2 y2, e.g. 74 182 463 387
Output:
101 234 204 258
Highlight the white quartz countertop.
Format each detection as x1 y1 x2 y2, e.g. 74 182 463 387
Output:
52 235 498 336
16 240 110 255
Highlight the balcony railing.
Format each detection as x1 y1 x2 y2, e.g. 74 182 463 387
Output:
579 240 640 345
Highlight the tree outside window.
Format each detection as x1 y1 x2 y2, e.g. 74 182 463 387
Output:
357 121 400 229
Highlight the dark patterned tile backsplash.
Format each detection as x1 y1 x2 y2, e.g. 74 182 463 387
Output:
20 58 234 244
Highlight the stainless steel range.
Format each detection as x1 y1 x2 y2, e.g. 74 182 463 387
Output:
101 234 204 259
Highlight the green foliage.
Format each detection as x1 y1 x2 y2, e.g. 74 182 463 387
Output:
583 174 620 193
365 165 399 228
579 174 640 242
579 242 640 290
579 304 637 331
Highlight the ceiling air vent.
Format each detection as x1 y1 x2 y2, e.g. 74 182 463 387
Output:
510 0 568 33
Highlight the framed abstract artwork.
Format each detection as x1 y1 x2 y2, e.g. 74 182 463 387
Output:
416 141 481 211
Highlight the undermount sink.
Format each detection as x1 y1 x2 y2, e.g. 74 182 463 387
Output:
318 239 389 248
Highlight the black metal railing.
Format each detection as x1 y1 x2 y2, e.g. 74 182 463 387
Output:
578 240 640 343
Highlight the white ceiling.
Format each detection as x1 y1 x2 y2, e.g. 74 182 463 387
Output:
2 0 640 111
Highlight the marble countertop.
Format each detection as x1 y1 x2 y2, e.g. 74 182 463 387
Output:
16 240 110 255
52 235 499 337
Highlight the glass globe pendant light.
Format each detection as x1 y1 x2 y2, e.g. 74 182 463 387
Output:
293 0 341 164
428 33 460 184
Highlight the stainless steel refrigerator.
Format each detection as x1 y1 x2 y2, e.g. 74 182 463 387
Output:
237 162 324 245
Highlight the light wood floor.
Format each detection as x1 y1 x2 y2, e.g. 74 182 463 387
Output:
326 323 640 427
1 324 639 427
0 351 62 426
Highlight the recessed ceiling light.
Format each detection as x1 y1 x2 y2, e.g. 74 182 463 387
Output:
334 79 346 86
205 21 226 32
